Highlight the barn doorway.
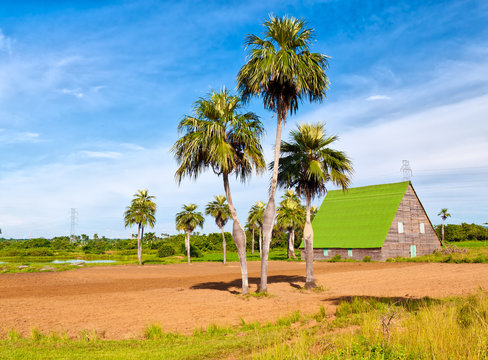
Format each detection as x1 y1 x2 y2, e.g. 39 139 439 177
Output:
410 245 417 258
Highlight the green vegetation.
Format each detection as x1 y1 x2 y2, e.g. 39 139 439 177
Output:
124 189 157 265
205 195 231 264
2 229 488 274
387 245 488 264
434 223 488 243
276 122 353 289
276 190 305 260
175 204 205 264
2 291 488 359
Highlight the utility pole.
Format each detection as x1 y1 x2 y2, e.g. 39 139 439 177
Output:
400 160 412 181
70 208 78 243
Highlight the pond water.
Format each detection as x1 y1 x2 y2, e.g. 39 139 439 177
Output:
51 260 116 264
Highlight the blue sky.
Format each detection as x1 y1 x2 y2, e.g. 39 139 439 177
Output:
0 0 487 238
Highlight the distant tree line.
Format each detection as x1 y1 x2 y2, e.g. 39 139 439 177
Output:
434 223 488 242
0 231 288 256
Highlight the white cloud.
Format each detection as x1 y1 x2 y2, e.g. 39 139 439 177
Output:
55 55 83 67
0 143 273 238
80 150 122 159
61 88 84 98
91 85 106 92
366 94 391 101
0 130 40 144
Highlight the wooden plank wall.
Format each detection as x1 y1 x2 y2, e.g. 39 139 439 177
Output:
381 184 441 260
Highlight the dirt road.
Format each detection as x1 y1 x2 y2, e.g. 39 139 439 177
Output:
1 261 487 338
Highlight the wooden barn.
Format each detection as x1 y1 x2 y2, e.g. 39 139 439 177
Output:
301 181 440 261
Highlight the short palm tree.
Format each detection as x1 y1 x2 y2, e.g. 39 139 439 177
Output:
438 208 451 246
276 190 305 259
245 220 257 255
124 189 156 265
205 195 231 264
175 204 205 264
248 201 266 257
310 206 319 220
275 122 353 288
172 89 265 294
237 15 329 292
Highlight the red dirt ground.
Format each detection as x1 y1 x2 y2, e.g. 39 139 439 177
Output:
1 261 488 339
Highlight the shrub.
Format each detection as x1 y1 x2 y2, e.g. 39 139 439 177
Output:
363 256 371 262
180 244 203 258
0 249 25 257
118 249 137 255
144 324 163 340
158 245 175 258
26 248 54 256
329 254 341 262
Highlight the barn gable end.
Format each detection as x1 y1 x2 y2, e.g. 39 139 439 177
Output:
381 184 441 260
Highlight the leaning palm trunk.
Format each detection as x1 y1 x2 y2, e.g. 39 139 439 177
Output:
223 173 249 294
304 196 316 288
260 112 285 292
220 227 227 265
251 228 255 255
137 223 142 266
288 228 296 259
186 230 191 264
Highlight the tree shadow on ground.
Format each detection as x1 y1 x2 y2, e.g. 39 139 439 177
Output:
190 275 306 294
323 295 443 311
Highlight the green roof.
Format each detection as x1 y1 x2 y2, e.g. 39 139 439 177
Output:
302 181 409 249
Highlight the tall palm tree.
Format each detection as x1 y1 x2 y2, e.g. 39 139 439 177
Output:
172 89 265 294
175 204 205 264
438 208 451 246
276 190 305 259
237 15 329 292
275 122 353 288
248 201 266 257
205 195 231 264
124 189 156 265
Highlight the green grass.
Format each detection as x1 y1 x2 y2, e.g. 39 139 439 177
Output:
386 244 488 264
449 240 488 248
2 291 488 359
0 249 300 273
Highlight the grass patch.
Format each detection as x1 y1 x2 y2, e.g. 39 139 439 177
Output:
2 292 488 359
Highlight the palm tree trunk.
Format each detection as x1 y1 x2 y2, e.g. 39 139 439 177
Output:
137 223 142 266
288 228 296 259
304 195 316 289
287 231 292 259
223 173 249 294
139 225 145 266
220 227 226 265
186 230 191 264
251 228 255 255
259 227 262 258
441 220 445 246
260 110 286 293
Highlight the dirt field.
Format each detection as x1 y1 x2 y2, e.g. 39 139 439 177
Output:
1 261 488 339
